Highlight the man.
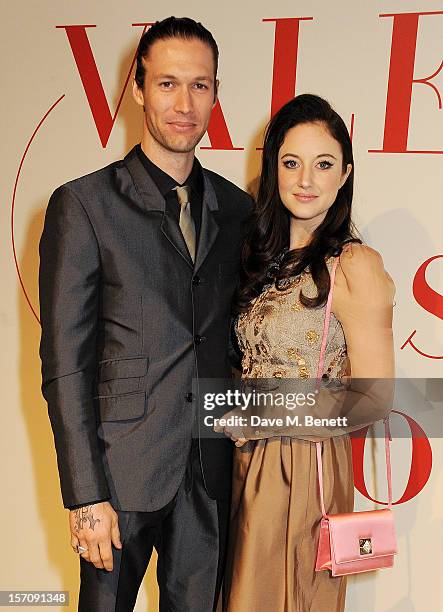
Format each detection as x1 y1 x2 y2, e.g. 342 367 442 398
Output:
39 17 251 611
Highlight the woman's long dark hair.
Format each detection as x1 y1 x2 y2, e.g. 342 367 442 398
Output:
234 93 361 314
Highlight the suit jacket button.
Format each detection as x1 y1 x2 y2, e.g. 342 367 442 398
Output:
194 334 206 345
192 275 201 286
185 393 194 403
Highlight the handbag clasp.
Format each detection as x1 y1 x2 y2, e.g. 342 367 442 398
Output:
359 538 372 555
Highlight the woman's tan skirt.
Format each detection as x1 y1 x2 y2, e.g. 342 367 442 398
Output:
224 434 354 612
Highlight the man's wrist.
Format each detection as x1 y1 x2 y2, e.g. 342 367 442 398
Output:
67 498 110 511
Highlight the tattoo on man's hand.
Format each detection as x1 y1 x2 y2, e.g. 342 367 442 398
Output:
73 505 101 532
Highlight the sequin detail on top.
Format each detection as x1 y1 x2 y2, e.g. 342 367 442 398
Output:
236 258 349 379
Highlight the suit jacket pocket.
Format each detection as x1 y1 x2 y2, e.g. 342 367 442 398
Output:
98 356 148 380
96 356 148 396
95 390 146 422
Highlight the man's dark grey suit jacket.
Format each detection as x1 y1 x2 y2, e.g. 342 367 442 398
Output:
39 146 252 512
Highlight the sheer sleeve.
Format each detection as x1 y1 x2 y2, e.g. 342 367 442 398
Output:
332 243 395 379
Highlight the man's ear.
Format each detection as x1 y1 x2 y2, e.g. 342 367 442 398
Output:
132 79 144 107
213 79 219 107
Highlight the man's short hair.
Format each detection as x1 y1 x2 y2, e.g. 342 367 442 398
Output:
135 16 219 89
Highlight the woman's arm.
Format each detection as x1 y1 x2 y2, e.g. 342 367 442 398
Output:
333 243 395 379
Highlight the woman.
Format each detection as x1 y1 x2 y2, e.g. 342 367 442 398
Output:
223 94 395 611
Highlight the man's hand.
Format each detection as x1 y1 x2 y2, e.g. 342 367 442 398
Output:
69 502 122 571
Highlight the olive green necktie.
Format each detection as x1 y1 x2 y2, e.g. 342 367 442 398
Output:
174 185 196 263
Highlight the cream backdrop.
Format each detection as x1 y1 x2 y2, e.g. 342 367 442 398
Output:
1 0 442 610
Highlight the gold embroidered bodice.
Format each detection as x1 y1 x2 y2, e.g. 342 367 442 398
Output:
236 258 349 380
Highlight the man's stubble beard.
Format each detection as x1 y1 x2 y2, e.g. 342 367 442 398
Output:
160 132 203 154
147 117 207 154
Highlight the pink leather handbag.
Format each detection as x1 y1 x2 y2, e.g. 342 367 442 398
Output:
314 256 397 577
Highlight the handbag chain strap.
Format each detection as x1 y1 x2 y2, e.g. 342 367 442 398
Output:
315 255 393 518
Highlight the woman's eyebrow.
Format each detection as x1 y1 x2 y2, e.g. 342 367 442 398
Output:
281 153 338 160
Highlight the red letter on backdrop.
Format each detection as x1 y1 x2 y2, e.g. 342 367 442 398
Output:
56 23 152 148
263 17 313 118
401 255 443 359
369 11 443 154
412 256 443 320
200 100 244 151
351 411 433 504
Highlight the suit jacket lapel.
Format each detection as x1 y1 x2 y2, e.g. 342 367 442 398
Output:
160 212 194 267
120 146 165 212
120 147 219 270
121 147 193 267
194 172 220 273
